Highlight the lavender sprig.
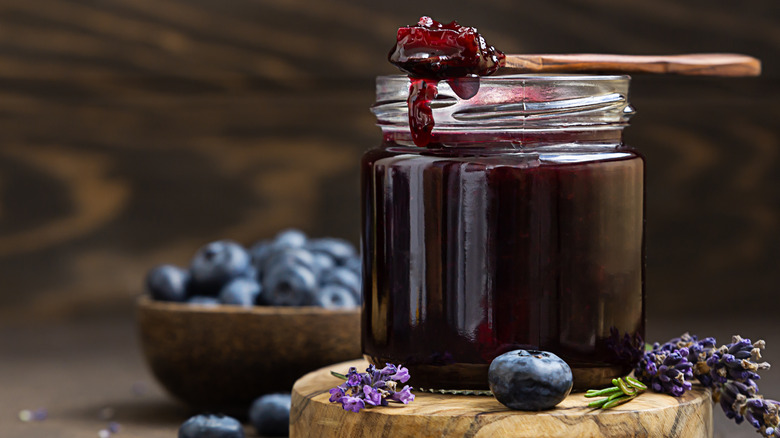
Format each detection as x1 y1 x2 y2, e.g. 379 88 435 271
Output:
329 364 415 413
636 333 778 437
635 333 720 396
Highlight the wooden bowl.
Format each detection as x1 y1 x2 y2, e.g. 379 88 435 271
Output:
136 296 361 410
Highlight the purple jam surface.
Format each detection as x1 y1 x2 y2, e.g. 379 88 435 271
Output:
388 17 506 148
361 140 645 391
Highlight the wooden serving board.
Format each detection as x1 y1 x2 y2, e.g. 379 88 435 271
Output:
291 359 713 438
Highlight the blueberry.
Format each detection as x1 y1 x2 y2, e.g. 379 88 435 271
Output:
248 393 291 437
189 240 252 295
342 257 362 276
260 264 318 306
488 349 573 411
310 252 336 275
187 296 221 307
315 285 358 309
178 413 244 438
249 240 273 277
146 265 189 302
320 267 361 303
236 264 259 280
273 229 307 249
262 248 316 275
218 278 261 307
305 238 356 265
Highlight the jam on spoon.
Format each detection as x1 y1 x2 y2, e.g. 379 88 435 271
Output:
388 16 506 147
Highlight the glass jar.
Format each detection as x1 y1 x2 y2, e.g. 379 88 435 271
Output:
361 75 645 391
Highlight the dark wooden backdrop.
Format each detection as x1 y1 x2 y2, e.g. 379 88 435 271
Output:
0 0 777 322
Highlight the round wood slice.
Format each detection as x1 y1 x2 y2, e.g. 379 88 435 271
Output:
291 359 713 438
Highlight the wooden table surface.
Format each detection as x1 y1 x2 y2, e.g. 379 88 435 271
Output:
1 309 778 437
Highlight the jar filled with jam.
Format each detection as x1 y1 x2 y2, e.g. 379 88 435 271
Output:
361 75 645 391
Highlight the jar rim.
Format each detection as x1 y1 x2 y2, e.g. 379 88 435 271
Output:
373 74 634 133
377 73 631 83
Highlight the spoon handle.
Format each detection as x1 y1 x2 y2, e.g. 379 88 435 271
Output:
502 53 761 76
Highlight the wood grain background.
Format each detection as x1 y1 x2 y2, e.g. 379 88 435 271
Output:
0 0 777 323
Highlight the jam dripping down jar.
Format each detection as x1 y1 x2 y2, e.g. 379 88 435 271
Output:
361 74 645 391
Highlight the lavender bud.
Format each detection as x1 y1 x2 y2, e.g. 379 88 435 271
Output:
709 336 770 386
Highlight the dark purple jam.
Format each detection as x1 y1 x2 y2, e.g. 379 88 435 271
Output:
388 17 506 148
361 137 645 391
388 16 505 79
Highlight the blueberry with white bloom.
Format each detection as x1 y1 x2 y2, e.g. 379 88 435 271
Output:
189 240 252 294
273 229 307 249
488 349 573 411
249 393 291 437
310 252 336 275
261 264 318 306
343 257 362 276
306 238 356 265
178 414 244 438
263 248 316 274
146 264 189 302
218 277 262 307
320 267 361 303
315 285 357 309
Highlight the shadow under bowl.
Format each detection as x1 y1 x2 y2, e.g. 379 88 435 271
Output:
136 296 361 411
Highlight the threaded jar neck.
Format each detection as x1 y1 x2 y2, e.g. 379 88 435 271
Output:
372 74 634 148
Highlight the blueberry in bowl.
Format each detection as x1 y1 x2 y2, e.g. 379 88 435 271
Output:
188 240 252 295
146 264 190 302
137 230 362 411
260 263 319 306
218 277 262 307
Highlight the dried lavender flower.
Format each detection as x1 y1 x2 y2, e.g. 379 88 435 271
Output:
713 379 780 437
714 379 759 423
641 334 778 437
341 396 366 413
606 327 645 366
654 333 717 386
635 344 694 396
708 336 770 385
329 363 415 413
391 385 415 404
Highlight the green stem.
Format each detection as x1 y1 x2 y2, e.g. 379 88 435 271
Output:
625 376 648 391
615 378 637 396
602 394 637 409
585 387 623 398
587 397 610 408
586 375 647 409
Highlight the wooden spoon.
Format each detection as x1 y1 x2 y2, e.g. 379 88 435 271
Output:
501 53 761 77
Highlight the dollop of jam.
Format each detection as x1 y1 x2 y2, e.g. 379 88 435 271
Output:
388 16 506 147
389 16 505 79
